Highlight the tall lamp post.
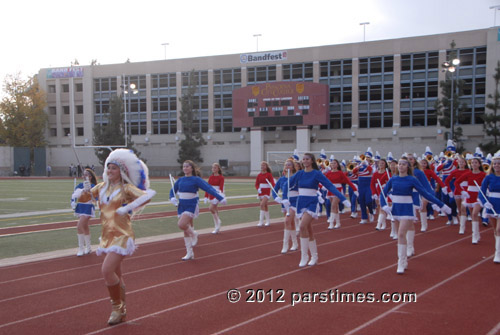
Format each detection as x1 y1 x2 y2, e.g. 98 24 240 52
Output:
253 34 262 52
360 22 370 42
442 57 460 141
161 42 169 60
121 76 138 147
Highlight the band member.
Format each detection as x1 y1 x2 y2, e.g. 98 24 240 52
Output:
71 168 98 256
87 149 156 325
255 161 275 227
420 157 446 232
444 155 470 233
170 160 226 260
387 152 398 239
204 163 225 234
437 140 459 225
352 148 374 224
370 158 390 230
347 156 360 218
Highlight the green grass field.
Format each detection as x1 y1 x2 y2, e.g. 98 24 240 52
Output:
0 178 284 260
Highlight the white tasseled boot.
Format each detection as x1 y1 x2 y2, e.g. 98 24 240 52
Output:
397 244 408 274
420 212 428 232
472 221 480 244
77 234 85 257
459 215 467 234
299 238 310 267
307 239 318 266
182 237 194 260
264 211 270 226
84 234 92 254
406 230 415 257
379 212 387 230
494 236 500 264
257 210 264 227
328 213 336 230
289 230 298 251
376 213 383 230
390 220 397 240
334 212 341 229
212 214 221 234
281 230 290 254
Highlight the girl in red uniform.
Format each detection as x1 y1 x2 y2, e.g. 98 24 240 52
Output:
370 159 390 231
325 159 358 229
444 156 470 233
205 163 225 234
420 158 446 232
454 157 486 244
255 161 275 226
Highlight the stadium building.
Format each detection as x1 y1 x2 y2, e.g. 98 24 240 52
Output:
36 27 500 176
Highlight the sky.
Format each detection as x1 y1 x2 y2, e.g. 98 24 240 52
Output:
0 0 499 96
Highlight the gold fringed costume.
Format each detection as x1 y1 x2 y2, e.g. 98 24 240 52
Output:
91 182 147 256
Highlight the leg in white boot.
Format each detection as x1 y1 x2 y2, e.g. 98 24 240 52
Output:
299 238 310 267
182 237 194 260
494 236 500 264
264 211 270 226
281 230 290 254
257 210 264 227
289 230 298 251
334 213 341 229
459 216 467 234
380 212 387 230
472 221 480 244
307 239 318 266
397 244 408 274
212 214 221 234
406 230 415 257
77 234 85 256
328 213 336 230
420 212 428 232
390 220 397 239
84 234 92 254
376 214 383 230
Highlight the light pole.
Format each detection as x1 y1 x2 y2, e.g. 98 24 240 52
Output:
253 34 262 52
161 43 169 60
490 5 500 26
121 76 138 146
360 22 370 42
442 57 460 141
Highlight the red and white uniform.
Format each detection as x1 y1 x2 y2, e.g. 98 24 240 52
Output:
444 169 469 198
205 174 224 200
424 168 446 189
324 170 357 198
255 172 275 198
454 171 486 207
370 169 390 197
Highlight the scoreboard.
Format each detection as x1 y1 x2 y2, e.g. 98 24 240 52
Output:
232 81 329 128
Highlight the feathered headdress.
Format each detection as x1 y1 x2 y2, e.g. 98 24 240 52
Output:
103 149 149 190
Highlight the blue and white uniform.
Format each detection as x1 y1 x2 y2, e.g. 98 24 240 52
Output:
170 176 224 218
479 174 500 218
288 169 347 219
412 168 433 208
71 182 97 217
381 175 445 221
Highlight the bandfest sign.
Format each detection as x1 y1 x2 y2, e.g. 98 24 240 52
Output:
240 51 287 64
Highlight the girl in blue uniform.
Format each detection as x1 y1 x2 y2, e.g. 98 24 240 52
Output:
288 153 350 267
71 168 98 256
479 153 500 263
170 160 226 260
381 158 451 274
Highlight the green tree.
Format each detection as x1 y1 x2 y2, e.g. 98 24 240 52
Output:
480 60 500 154
434 41 468 153
177 71 206 166
0 73 47 151
92 94 142 166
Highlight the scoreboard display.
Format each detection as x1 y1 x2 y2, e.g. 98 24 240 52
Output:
232 81 329 128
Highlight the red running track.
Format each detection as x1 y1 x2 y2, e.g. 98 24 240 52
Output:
1 215 499 335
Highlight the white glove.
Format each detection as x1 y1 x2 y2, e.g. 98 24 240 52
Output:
382 205 392 215
71 201 77 210
117 189 157 215
116 206 130 216
449 191 454 197
343 200 351 208
441 186 448 195
282 199 290 208
354 191 359 197
372 194 378 201
170 197 179 206
441 205 452 215
83 180 91 191
219 197 227 205
461 191 470 199
318 195 325 204
274 196 282 204
210 198 219 205
484 202 493 210
257 188 262 194
432 204 440 212
204 197 208 204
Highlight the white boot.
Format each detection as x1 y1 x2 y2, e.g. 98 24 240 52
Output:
397 244 408 274
334 213 341 229
182 237 194 260
84 234 92 255
494 236 500 264
257 210 264 227
308 240 318 266
459 215 467 234
328 213 336 230
77 234 85 256
379 212 387 230
290 230 298 251
299 238 310 267
295 216 300 235
212 215 221 234
472 221 480 244
376 213 383 230
281 230 290 254
390 220 397 240
191 229 199 247
420 212 428 232
406 230 415 257
264 211 270 226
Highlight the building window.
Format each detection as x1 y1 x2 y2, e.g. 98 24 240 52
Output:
76 105 83 114
64 128 70 136
75 83 83 92
77 127 84 136
50 128 57 137
48 85 56 93
49 106 56 115
283 63 313 81
62 84 69 93
247 66 276 83
63 106 70 114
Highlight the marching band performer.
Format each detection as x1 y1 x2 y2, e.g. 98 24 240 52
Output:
88 149 156 325
479 151 500 263
420 156 446 232
352 147 374 224
204 163 225 234
386 152 398 239
325 158 358 229
318 149 332 220
370 158 390 231
444 155 470 234
71 168 98 256
288 153 350 267
347 156 360 218
437 140 459 225
170 160 226 260
381 157 451 274
255 161 275 227
272 158 299 253
454 157 486 244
